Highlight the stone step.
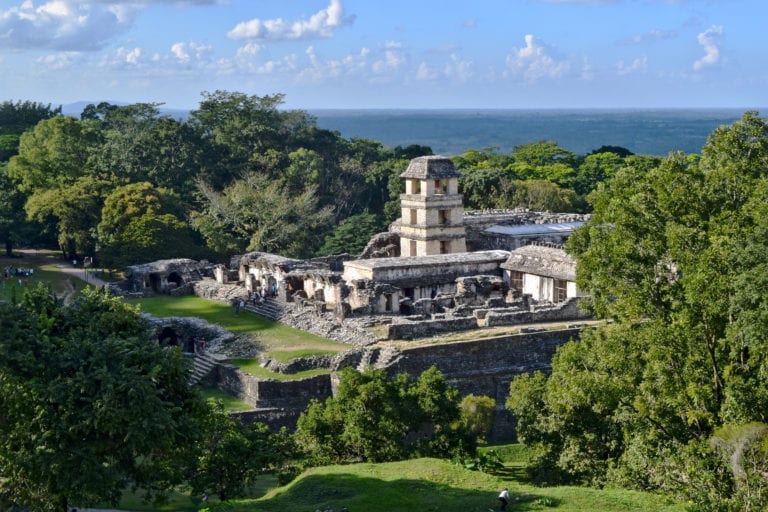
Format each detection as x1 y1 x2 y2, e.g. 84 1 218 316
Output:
189 352 218 385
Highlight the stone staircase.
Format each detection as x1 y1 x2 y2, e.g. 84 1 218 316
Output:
356 345 401 372
244 297 284 321
189 352 218 385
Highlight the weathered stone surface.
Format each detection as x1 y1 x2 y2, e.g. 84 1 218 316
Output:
359 232 401 259
385 328 584 441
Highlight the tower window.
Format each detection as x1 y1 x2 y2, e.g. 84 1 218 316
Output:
410 209 417 225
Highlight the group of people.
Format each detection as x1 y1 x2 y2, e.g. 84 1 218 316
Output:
2 266 33 289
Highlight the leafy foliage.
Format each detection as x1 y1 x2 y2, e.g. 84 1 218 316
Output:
294 367 475 465
0 286 207 511
506 112 768 510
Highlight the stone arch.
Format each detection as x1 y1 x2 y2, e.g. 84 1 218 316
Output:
167 272 183 288
158 326 180 347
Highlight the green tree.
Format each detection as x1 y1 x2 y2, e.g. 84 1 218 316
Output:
25 176 111 259
190 402 295 502
295 367 474 465
506 112 768 509
97 182 203 267
459 394 496 443
7 116 97 194
317 212 385 256
0 286 206 511
193 172 334 258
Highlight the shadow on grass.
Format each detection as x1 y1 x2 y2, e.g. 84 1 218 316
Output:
232 473 549 512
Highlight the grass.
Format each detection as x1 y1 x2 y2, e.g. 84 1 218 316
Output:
227 457 686 512
131 295 349 358
229 359 330 381
1 249 84 303
197 386 253 411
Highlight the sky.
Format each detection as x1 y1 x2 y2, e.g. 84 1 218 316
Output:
0 0 766 110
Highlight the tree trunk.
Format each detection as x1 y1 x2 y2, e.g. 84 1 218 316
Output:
4 238 11 257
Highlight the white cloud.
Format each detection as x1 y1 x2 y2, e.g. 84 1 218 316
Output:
227 0 354 41
504 34 570 81
372 40 405 75
117 46 142 64
35 50 80 70
616 55 648 75
0 0 132 50
171 41 212 63
693 25 722 71
443 54 473 83
416 61 439 81
297 45 369 82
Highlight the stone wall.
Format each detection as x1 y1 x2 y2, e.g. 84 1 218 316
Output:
386 316 479 340
484 298 589 327
214 362 333 409
385 328 583 442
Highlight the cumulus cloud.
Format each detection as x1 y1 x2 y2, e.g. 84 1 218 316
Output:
416 61 439 81
372 40 405 74
227 0 354 41
35 50 80 70
0 0 132 50
693 25 722 71
504 34 570 81
170 41 212 63
443 54 473 83
616 55 648 75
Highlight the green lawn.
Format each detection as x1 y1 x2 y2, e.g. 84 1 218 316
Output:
130 295 349 359
228 457 685 512
1 250 84 302
197 386 253 411
229 359 330 381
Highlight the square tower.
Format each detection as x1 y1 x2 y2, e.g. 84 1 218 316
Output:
399 156 467 256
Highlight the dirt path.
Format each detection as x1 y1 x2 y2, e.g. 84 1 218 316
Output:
13 249 109 288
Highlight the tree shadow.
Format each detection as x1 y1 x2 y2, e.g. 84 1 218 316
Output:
246 472 551 512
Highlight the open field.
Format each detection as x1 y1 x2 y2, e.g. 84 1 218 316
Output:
130 295 349 359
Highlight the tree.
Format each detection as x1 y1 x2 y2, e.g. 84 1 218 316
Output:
0 100 61 136
7 116 97 194
459 394 496 443
506 112 768 509
97 182 203 267
190 402 295 502
0 286 206 511
294 367 474 465
317 212 385 256
193 172 334 258
25 176 111 259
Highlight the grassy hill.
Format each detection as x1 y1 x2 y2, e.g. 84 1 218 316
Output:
220 458 684 512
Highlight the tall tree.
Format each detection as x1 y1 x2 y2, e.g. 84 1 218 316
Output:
0 286 206 511
506 112 768 509
97 182 204 267
193 172 334 258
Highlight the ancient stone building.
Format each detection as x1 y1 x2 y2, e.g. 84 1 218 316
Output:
397 156 467 256
501 243 581 303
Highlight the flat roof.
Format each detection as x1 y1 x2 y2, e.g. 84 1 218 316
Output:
484 221 584 237
344 250 510 271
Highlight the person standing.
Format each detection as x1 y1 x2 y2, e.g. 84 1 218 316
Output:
498 488 510 511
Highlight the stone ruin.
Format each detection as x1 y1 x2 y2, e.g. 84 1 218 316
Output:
115 258 214 297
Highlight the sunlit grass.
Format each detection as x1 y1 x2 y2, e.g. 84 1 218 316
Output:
197 386 253 411
131 295 349 356
229 359 330 381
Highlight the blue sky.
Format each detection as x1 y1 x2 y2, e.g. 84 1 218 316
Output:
0 0 765 110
